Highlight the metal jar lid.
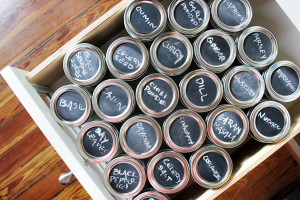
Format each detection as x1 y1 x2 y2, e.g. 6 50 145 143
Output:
150 32 193 76
50 84 92 127
124 0 167 42
63 43 106 86
236 26 278 69
104 156 146 198
263 60 300 102
189 144 233 188
210 0 252 34
248 101 291 143
106 37 149 80
163 109 206 153
147 150 190 194
120 115 162 159
77 121 118 163
222 65 265 108
180 69 223 112
134 190 169 200
136 73 179 118
206 104 249 148
193 29 236 73
167 0 210 38
92 79 135 123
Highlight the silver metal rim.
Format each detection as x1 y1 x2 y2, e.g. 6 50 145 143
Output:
92 79 135 123
222 65 265 108
120 115 162 159
167 0 210 38
206 104 249 148
104 156 146 198
50 84 92 127
210 0 252 33
77 121 119 163
106 37 149 80
150 32 193 76
124 0 167 41
249 101 291 143
237 26 278 69
63 43 106 86
134 190 169 200
136 73 179 118
189 144 233 188
147 150 190 194
264 60 300 102
193 29 236 73
180 69 223 112
163 109 207 153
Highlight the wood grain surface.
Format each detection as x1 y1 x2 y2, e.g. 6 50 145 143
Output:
0 0 299 199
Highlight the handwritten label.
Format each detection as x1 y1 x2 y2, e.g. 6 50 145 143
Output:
109 163 139 193
69 49 99 80
154 157 184 187
82 127 113 157
56 91 86 121
212 111 243 142
206 37 226 62
218 0 246 26
203 156 222 181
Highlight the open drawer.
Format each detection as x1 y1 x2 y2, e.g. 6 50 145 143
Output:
2 0 300 199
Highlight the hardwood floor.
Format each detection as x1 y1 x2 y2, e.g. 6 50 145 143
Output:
0 0 299 199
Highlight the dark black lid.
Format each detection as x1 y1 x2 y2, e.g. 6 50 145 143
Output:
217 0 247 27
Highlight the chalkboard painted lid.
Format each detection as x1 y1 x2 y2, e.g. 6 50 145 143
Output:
104 156 146 198
163 109 207 153
136 73 179 118
210 0 252 34
150 32 193 76
248 101 291 143
189 145 233 188
147 150 190 194
77 121 118 163
120 115 162 159
222 65 265 108
50 84 92 127
124 0 167 42
63 43 106 86
168 0 210 38
134 190 170 200
106 37 149 80
206 104 249 148
180 69 223 112
263 61 300 102
92 79 135 123
237 26 278 69
193 29 236 73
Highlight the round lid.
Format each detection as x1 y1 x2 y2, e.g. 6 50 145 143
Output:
134 190 169 200
248 101 291 143
106 37 149 80
50 84 91 127
120 115 162 159
63 43 106 86
92 79 135 123
264 60 300 102
194 29 236 73
167 0 210 37
222 65 265 108
136 73 179 118
206 104 249 148
147 150 190 194
211 0 252 33
237 26 278 69
150 32 193 76
124 0 167 41
190 145 232 188
180 69 223 112
104 156 146 198
163 109 207 153
77 121 118 163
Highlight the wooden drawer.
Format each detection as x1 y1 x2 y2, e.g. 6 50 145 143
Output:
2 0 300 199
